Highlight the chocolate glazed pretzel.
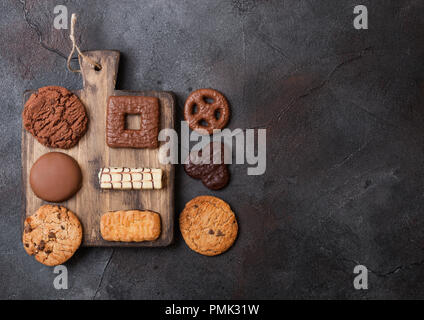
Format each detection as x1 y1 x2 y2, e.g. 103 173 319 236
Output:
184 89 230 135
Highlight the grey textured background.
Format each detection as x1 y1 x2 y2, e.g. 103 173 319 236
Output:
1 0 424 299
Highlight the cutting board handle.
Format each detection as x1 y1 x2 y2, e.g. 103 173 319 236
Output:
79 50 120 91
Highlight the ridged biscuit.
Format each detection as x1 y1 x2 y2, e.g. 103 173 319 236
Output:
179 196 238 256
100 210 161 242
23 86 88 149
22 205 82 266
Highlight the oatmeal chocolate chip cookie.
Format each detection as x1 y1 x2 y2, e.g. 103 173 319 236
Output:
23 86 88 149
184 89 230 135
179 196 238 256
184 142 230 190
22 205 82 266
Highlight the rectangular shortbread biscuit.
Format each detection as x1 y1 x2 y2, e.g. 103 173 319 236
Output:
100 210 161 242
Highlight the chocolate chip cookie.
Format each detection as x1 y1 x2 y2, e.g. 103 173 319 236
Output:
179 196 238 256
22 205 82 266
23 86 88 149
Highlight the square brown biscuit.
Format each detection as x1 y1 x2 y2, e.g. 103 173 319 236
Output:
106 96 160 148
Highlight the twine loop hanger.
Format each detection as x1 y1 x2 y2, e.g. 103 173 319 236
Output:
67 13 102 73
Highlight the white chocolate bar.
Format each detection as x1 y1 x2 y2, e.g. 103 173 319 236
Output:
98 167 163 190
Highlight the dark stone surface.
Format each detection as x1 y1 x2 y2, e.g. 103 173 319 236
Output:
1 0 424 299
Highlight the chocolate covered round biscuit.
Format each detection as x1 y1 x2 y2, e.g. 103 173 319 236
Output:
23 205 82 266
23 86 88 149
30 152 82 202
184 89 230 135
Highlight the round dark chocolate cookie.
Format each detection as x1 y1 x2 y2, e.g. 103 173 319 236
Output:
184 142 230 190
23 205 82 266
30 152 82 202
23 86 88 149
184 88 230 135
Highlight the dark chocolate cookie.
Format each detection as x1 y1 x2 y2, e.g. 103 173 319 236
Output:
184 142 230 190
23 86 88 149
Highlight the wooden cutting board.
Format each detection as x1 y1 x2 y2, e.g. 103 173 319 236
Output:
22 50 175 247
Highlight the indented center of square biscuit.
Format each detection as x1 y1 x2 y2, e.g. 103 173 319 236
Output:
125 113 141 130
106 95 160 148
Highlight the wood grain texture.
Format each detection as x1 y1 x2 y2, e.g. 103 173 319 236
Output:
22 50 175 247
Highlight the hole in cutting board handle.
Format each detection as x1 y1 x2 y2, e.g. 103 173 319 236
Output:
94 64 102 71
